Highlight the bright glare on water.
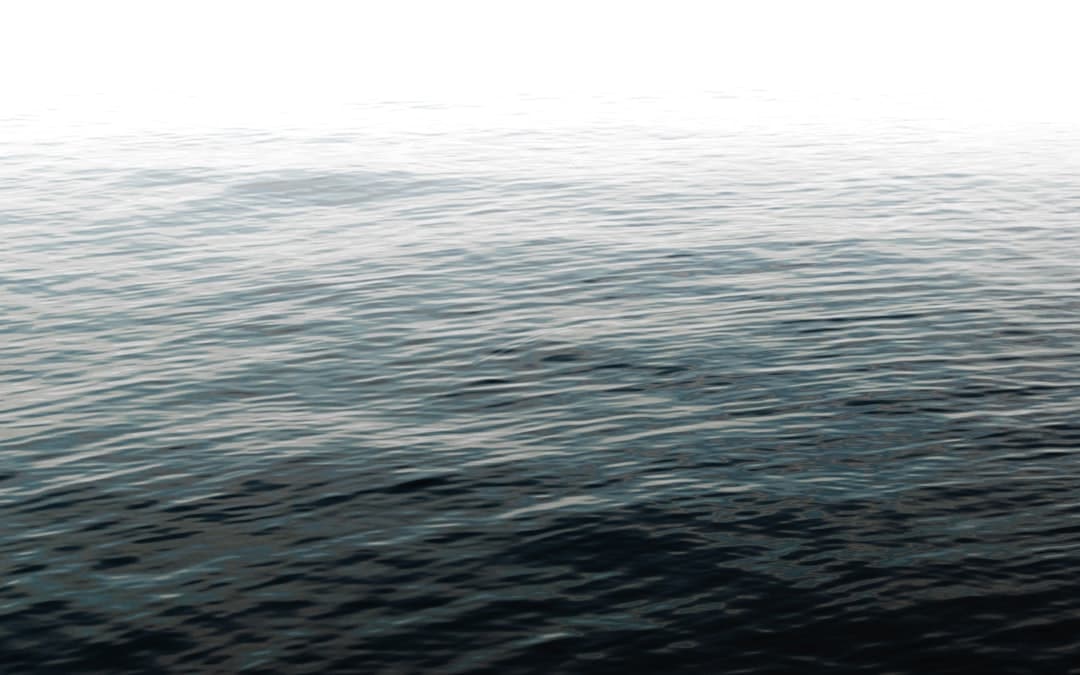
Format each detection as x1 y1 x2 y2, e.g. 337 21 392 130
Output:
3 2 1080 673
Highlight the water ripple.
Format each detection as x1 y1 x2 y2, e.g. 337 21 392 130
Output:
3 105 1080 673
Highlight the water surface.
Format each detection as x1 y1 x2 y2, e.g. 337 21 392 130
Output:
3 94 1080 673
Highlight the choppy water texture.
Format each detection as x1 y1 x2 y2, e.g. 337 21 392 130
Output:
4 96 1080 674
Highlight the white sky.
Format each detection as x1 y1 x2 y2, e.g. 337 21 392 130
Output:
3 1 1079 129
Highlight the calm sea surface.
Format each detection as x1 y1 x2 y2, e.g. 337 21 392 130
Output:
4 94 1080 673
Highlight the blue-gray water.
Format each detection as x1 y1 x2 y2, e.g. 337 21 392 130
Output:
4 97 1080 673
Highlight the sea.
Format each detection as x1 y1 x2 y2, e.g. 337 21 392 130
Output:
3 90 1080 673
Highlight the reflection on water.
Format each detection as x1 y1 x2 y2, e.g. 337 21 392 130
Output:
3 95 1080 673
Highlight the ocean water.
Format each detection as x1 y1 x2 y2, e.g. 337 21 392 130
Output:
4 93 1080 673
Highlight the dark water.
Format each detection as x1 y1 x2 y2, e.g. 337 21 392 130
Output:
4 97 1080 673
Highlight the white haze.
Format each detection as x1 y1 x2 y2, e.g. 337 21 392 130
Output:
3 0 1079 134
